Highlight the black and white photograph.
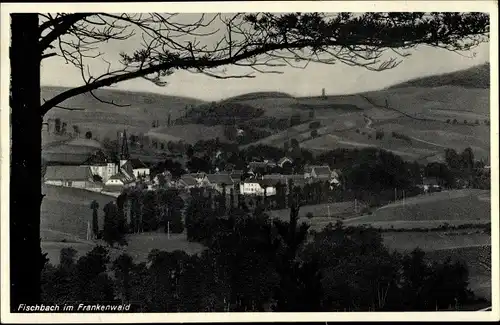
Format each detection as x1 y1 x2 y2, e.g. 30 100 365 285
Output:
1 1 498 322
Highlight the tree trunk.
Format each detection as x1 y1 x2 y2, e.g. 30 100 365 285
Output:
10 13 45 310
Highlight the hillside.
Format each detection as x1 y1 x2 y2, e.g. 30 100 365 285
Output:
41 86 205 140
243 64 490 162
388 63 490 89
344 189 491 229
224 91 294 102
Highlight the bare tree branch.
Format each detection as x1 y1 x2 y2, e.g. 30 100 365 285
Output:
37 12 489 115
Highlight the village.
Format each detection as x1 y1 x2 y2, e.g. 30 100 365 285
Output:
43 130 344 199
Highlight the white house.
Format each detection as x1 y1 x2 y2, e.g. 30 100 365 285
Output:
44 166 96 189
239 179 277 196
128 158 150 179
81 150 118 183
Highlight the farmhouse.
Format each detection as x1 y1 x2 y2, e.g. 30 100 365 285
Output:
206 173 235 193
44 166 97 189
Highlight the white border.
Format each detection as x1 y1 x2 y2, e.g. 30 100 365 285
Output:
1 1 498 323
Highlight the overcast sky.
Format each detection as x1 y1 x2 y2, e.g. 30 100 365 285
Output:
40 14 490 101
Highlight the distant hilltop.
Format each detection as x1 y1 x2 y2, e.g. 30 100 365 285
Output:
388 63 490 89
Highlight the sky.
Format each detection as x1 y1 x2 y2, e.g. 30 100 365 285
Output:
40 13 490 101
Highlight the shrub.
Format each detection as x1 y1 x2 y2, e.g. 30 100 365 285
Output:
355 129 360 134
310 129 319 138
446 119 451 123
306 212 314 219
452 119 458 124
463 120 467 124
375 130 385 140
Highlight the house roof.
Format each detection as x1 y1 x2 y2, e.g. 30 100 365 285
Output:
278 157 293 165
81 150 111 166
120 161 136 181
44 166 93 181
248 162 269 169
179 178 198 187
305 165 331 176
180 174 198 186
129 158 148 169
257 178 283 187
206 173 234 185
108 172 135 184
189 172 206 179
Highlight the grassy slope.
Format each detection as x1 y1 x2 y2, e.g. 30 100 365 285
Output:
41 185 116 241
388 63 490 89
243 64 490 162
344 190 491 229
42 86 206 141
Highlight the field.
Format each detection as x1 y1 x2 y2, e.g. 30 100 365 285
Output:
344 190 491 229
42 64 490 165
267 201 366 228
238 83 489 164
145 124 228 144
42 232 204 266
41 185 116 241
42 86 205 143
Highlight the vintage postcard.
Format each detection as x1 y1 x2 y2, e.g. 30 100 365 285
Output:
1 1 499 323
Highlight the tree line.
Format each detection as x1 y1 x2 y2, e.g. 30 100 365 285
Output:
41 207 484 312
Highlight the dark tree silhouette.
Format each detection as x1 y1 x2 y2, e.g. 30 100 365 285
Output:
10 11 489 308
85 131 93 139
90 200 100 240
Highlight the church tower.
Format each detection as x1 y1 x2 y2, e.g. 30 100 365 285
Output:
120 129 130 167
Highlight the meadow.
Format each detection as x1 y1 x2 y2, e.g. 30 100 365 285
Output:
145 124 228 144
349 190 490 226
42 86 205 141
41 185 116 241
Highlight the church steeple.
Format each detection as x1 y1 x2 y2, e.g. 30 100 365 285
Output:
119 129 130 167
121 129 130 160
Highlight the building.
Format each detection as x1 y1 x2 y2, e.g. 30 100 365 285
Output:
277 157 293 168
206 173 235 193
44 166 96 189
128 158 150 179
240 179 277 196
81 150 118 183
305 165 339 181
178 174 199 189
420 177 442 193
230 170 244 182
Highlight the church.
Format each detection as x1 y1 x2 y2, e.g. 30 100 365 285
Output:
82 130 150 189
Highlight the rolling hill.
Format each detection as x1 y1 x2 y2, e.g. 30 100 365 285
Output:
241 63 490 163
42 63 490 164
41 86 206 141
388 63 490 89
